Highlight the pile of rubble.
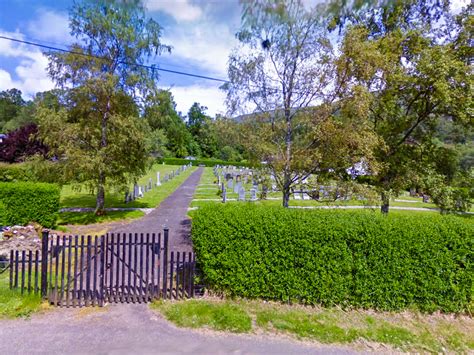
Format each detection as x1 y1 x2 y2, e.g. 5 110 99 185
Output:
0 224 42 260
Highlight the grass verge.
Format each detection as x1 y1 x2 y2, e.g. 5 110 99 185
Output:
151 299 474 352
0 272 45 318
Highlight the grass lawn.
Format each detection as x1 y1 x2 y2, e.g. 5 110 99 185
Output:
0 272 46 318
60 164 196 208
151 298 474 353
57 164 196 225
192 167 474 212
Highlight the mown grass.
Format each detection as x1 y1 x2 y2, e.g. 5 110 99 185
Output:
151 299 474 352
0 272 45 318
57 210 145 225
60 164 196 208
191 167 474 212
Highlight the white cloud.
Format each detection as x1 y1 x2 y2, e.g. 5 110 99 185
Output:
0 31 55 98
163 21 237 78
27 9 71 43
145 0 203 22
169 84 226 117
450 0 469 14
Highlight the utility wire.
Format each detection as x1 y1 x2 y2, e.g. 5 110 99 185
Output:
0 35 230 83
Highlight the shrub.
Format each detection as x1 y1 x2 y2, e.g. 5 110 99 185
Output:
0 162 36 182
0 182 60 228
0 160 65 184
192 204 474 313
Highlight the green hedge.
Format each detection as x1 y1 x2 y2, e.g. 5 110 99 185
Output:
0 182 60 228
192 204 474 313
0 162 36 182
159 157 252 168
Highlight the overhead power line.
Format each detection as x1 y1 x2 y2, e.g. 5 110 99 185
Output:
0 35 230 83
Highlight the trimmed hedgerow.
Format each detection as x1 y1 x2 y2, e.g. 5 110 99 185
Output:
158 157 252 168
192 204 474 313
0 182 60 228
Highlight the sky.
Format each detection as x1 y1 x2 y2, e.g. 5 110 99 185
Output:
0 0 243 117
0 0 469 118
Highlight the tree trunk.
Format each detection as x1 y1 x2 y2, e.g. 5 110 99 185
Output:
95 171 106 215
381 191 390 214
282 182 291 208
95 97 111 216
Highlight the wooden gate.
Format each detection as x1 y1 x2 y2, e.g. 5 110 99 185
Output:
8 229 196 307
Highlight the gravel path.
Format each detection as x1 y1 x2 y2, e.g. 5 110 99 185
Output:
109 167 204 253
0 304 356 354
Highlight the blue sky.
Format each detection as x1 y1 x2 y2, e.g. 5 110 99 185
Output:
0 0 243 116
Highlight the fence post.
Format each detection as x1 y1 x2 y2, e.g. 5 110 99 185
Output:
40 229 49 299
162 227 169 298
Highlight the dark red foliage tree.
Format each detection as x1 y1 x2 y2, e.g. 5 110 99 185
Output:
0 123 49 163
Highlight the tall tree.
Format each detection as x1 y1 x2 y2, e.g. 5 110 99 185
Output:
224 0 377 207
337 2 473 213
186 103 218 158
39 0 170 214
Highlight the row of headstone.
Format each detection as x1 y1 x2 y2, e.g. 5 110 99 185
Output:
124 164 191 203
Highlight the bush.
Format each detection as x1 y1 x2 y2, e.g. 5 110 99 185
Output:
158 157 252 168
0 162 36 182
0 182 60 228
192 204 474 313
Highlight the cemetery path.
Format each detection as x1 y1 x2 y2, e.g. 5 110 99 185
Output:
109 167 204 253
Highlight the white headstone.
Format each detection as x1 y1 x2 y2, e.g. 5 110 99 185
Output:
238 187 246 201
156 172 161 186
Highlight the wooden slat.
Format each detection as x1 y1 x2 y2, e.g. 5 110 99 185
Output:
169 252 174 300
66 236 72 307
9 250 13 289
34 250 39 293
54 235 60 305
121 234 126 303
48 238 53 302
115 233 121 303
139 233 144 303
188 252 193 298
175 252 180 299
157 233 161 299
99 235 105 307
92 236 98 306
73 235 78 307
191 253 195 298
133 233 138 303
109 233 115 303
27 250 32 293
59 236 66 305
21 250 25 294
85 235 92 307
127 233 133 303
78 235 84 307
150 233 156 300
145 233 150 301
14 250 19 289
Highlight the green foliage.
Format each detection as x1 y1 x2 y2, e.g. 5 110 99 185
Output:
0 182 60 228
159 157 251 167
0 162 36 182
192 204 473 312
152 300 252 333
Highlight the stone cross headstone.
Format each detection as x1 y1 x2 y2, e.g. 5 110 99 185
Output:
156 172 161 186
250 188 257 201
222 183 227 203
233 181 240 194
238 187 246 201
133 184 139 199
